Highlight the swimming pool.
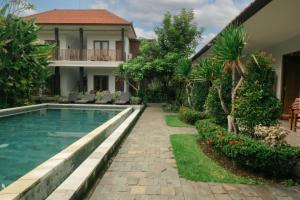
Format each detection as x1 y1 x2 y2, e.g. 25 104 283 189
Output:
0 108 120 188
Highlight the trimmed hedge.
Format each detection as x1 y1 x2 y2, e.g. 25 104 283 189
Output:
196 119 300 178
180 107 205 125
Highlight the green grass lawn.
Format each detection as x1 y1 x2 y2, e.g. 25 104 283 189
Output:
170 134 259 184
165 115 192 127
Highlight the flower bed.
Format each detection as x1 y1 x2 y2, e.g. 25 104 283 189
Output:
196 119 300 178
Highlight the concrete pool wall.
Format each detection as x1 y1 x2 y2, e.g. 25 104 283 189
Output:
0 104 144 200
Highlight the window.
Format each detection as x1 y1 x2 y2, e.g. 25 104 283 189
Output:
115 76 124 92
94 75 109 92
94 41 109 50
94 41 109 60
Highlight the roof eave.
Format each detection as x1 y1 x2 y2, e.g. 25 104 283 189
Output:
192 0 272 62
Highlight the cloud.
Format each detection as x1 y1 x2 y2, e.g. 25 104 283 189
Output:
91 0 251 47
18 8 38 17
200 33 216 46
135 27 156 39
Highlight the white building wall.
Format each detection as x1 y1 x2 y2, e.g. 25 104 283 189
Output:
264 34 300 99
86 68 117 93
60 67 79 96
38 32 68 49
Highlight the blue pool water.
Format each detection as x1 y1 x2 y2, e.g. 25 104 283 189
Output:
0 108 119 188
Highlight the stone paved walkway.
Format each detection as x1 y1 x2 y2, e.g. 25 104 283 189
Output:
87 104 300 200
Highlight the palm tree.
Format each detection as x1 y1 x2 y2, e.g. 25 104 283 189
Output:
212 24 248 133
175 58 194 107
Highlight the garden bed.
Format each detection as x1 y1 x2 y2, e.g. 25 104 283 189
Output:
170 134 258 184
196 119 300 183
165 115 193 127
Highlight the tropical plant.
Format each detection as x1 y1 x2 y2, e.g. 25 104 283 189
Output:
195 24 247 133
0 13 53 107
175 58 194 107
212 24 247 133
234 52 282 134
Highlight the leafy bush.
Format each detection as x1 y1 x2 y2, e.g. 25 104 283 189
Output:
179 107 205 125
191 81 210 111
204 74 231 126
130 96 142 105
112 91 121 102
234 52 281 134
196 119 300 178
95 90 107 101
162 102 180 113
0 15 53 108
31 95 61 103
254 125 289 146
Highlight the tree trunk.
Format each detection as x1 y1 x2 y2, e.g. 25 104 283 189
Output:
186 82 193 108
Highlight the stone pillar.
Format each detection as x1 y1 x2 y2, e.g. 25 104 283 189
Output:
79 28 83 61
79 67 84 94
54 67 60 95
121 28 125 61
54 27 59 60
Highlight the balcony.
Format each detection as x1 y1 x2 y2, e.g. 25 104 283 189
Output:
51 49 125 62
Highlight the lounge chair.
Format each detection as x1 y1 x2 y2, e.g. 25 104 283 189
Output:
96 91 113 104
75 93 95 104
115 92 130 105
59 92 78 103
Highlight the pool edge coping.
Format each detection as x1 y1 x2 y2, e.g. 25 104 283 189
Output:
0 104 142 200
47 106 143 200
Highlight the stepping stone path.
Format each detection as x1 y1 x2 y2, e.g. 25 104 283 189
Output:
88 104 300 200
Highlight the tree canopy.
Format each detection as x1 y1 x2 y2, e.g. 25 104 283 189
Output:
0 4 53 107
117 9 202 101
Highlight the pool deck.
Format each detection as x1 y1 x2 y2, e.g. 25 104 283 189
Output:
87 104 300 200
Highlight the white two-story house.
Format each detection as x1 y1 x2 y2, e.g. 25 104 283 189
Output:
24 9 139 96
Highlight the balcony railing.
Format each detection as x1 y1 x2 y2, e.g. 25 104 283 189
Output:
51 49 125 61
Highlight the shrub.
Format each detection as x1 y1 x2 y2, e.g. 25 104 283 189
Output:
31 95 61 103
162 102 180 113
234 52 282 134
179 107 205 125
130 96 142 105
254 125 289 146
191 81 210 111
196 119 300 178
204 73 231 127
112 91 121 102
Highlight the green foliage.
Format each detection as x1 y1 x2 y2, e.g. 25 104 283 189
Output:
0 15 53 108
170 134 258 184
196 119 300 178
112 91 121 102
118 9 202 103
213 24 247 63
155 9 202 56
204 74 232 126
175 58 192 79
165 115 192 128
179 107 205 125
191 81 210 111
234 52 281 134
130 96 142 105
162 102 180 113
1 0 34 16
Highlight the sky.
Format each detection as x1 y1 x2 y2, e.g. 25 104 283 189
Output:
24 0 252 50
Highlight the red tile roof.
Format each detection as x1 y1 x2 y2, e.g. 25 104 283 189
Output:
24 9 131 25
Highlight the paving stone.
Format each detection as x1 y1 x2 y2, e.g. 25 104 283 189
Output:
214 194 232 200
160 186 176 196
130 186 146 195
210 185 227 194
145 186 161 195
87 105 300 200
